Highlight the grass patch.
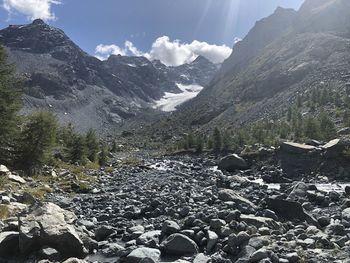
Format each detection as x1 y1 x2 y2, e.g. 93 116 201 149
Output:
0 205 9 220
27 186 53 200
56 161 100 176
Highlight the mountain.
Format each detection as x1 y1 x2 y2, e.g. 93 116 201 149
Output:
151 0 350 136
0 19 218 132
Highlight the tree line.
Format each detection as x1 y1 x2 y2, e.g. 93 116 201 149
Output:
0 47 110 175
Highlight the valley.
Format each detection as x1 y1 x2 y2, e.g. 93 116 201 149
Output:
1 0 350 262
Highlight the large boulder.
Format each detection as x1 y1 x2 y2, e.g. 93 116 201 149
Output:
218 189 257 210
266 198 319 227
160 233 198 256
19 202 88 258
0 231 20 257
218 154 249 172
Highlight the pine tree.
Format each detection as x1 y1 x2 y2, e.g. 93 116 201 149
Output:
58 123 75 147
195 135 203 153
69 134 87 164
85 129 99 162
222 130 231 151
303 116 320 140
111 140 117 152
99 144 109 166
187 133 195 149
0 47 22 164
213 127 222 152
19 112 58 174
319 112 336 140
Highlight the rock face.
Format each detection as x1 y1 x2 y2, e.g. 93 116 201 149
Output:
19 202 88 258
0 20 219 132
160 233 199 256
218 154 249 172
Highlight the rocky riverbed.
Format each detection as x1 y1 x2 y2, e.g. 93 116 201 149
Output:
2 151 350 262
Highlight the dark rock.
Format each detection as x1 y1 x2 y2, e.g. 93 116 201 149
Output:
218 154 249 172
266 197 319 227
160 233 199 256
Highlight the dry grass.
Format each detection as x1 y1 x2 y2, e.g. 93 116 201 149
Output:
0 205 9 220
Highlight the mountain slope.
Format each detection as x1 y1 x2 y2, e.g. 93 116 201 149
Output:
152 0 350 136
0 19 218 132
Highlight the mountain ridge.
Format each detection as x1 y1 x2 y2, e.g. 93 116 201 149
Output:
0 19 219 133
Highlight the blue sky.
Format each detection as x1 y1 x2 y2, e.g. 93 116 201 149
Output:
0 0 304 65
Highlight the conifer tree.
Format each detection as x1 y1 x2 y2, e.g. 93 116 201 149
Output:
195 135 203 153
99 143 109 166
213 127 222 152
69 134 87 164
19 112 58 174
85 129 99 162
0 47 22 164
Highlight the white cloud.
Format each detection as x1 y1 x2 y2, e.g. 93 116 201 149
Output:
3 0 61 21
95 44 127 60
95 36 233 66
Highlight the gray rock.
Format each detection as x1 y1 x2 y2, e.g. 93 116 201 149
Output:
162 220 180 235
126 247 161 263
19 202 88 258
249 248 269 262
218 189 257 210
95 225 114 241
161 233 199 256
193 253 211 263
137 230 161 247
218 154 249 172
266 197 319 227
8 173 26 184
207 230 218 252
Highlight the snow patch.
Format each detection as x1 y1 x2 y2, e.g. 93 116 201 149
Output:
153 83 203 112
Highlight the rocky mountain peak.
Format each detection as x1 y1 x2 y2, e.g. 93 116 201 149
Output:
191 55 213 66
32 18 47 26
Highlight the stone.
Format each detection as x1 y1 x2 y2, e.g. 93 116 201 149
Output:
0 231 19 256
160 233 199 256
137 230 161 247
280 142 316 154
101 243 125 257
19 202 87 258
38 247 61 262
162 220 180 235
240 214 280 230
8 173 26 184
266 197 319 226
95 225 114 241
289 182 308 198
126 247 161 263
218 189 257 210
249 248 269 262
62 258 88 263
342 208 350 222
210 219 226 229
218 154 249 172
0 165 10 174
207 230 218 252
193 253 211 263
